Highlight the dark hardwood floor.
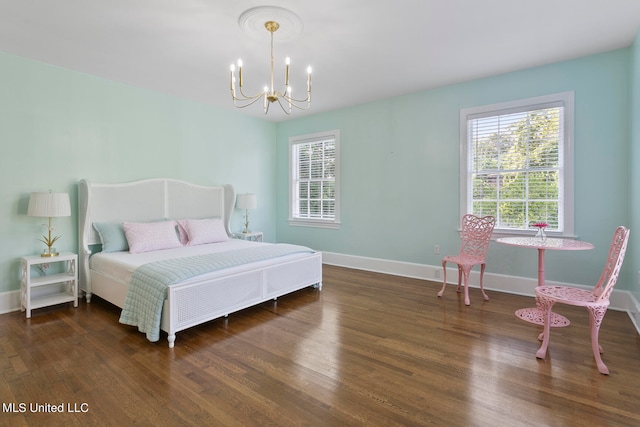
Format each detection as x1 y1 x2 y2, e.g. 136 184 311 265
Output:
1 265 640 426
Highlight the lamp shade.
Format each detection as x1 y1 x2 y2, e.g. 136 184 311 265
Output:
236 193 257 210
28 192 71 218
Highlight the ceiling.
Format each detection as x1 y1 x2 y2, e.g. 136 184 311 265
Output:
2 0 640 122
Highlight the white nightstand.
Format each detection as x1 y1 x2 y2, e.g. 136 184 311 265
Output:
233 231 263 242
20 252 78 318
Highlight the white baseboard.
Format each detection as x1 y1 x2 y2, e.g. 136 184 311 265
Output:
3 252 639 336
0 290 21 315
322 251 640 335
628 292 640 333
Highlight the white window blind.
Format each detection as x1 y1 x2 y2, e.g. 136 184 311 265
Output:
461 92 574 235
289 130 340 228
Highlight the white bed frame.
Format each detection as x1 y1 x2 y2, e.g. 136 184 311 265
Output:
78 178 322 348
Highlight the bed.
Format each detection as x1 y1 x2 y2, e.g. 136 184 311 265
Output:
78 178 322 348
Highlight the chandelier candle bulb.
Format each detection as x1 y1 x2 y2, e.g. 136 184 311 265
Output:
285 57 290 86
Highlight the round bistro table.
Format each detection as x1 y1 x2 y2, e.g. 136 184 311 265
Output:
496 236 594 327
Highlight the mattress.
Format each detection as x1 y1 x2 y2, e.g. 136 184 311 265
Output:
90 239 314 286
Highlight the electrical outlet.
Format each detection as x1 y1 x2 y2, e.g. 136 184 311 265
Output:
434 269 441 279
434 244 440 254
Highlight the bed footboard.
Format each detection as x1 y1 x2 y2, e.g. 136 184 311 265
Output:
162 252 322 347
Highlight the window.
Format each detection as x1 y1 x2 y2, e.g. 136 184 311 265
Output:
460 92 574 236
289 130 340 229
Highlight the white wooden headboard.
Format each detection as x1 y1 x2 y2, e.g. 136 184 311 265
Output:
77 178 235 290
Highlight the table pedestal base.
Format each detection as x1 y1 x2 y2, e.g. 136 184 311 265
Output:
515 308 570 327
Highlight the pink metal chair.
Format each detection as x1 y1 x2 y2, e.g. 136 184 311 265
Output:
437 214 496 306
535 226 630 375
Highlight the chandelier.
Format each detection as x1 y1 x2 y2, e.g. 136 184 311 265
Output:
229 20 311 115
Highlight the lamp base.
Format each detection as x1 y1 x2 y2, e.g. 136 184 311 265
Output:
41 248 58 257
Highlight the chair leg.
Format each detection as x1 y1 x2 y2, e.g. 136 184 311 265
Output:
536 297 546 341
587 306 609 375
479 263 489 301
461 267 471 306
536 296 555 359
456 266 463 293
437 261 447 297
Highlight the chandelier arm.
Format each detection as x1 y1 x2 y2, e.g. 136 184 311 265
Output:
276 95 309 111
232 94 266 109
235 85 265 101
282 90 311 110
282 93 311 104
287 100 312 111
274 97 292 115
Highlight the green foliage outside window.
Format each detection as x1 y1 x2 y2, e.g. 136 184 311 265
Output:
470 108 561 230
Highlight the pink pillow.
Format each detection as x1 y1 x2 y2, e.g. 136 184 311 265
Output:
123 221 182 254
178 218 229 246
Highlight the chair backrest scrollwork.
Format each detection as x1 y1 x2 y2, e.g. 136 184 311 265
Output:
460 214 496 259
593 226 630 301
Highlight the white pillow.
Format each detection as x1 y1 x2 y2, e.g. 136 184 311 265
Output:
123 220 182 254
178 218 229 246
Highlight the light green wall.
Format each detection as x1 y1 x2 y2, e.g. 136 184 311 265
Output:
276 49 632 289
1 45 635 296
630 30 640 300
0 51 276 294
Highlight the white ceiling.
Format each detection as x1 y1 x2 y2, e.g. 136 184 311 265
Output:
2 0 640 122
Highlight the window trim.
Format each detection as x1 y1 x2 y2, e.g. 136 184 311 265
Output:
459 92 575 238
288 129 341 229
